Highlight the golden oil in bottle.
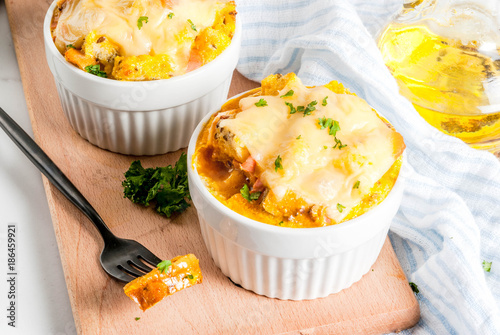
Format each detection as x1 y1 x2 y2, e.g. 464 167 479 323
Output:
378 22 500 154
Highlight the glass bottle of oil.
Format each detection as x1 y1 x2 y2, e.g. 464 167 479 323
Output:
377 0 500 155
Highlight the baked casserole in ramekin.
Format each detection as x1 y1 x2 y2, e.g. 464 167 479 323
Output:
187 73 406 300
43 0 241 155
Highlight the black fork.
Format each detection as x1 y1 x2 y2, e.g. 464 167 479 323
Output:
0 107 161 282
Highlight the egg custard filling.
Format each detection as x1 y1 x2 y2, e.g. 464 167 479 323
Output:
193 73 406 228
51 0 236 80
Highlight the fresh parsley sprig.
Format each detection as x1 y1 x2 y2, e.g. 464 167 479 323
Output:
157 260 172 274
122 153 190 217
409 282 419 294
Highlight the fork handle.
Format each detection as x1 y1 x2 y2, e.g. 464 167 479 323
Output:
0 107 117 242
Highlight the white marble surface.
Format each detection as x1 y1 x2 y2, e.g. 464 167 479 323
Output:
0 1 76 334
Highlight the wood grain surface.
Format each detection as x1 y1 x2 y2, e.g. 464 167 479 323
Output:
6 0 420 334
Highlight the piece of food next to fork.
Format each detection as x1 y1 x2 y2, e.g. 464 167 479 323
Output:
51 0 236 80
124 254 202 311
194 73 406 228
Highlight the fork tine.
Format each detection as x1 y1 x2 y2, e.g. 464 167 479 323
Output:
112 271 136 283
138 250 162 267
101 264 136 283
119 263 145 278
129 257 153 273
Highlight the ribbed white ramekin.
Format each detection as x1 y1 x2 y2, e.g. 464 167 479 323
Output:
187 104 405 300
43 0 241 155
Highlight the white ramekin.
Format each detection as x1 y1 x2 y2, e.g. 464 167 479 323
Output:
43 1 241 155
187 101 405 300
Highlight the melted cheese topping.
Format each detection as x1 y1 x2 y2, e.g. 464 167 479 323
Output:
53 0 228 75
218 79 402 223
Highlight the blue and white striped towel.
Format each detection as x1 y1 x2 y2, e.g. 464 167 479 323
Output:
236 0 500 333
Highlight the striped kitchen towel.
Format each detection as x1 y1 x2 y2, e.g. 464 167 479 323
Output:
236 0 500 334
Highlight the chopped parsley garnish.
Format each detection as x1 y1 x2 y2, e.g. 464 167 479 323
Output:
274 155 283 172
303 100 317 116
135 317 140 321
185 274 194 280
483 260 492 272
409 282 419 294
329 121 340 136
318 116 345 150
318 117 333 130
240 184 261 201
333 137 347 149
287 100 320 116
255 98 268 107
353 180 360 189
137 16 149 29
323 146 328 150
322 96 328 106
278 221 284 226
318 116 347 149
168 12 174 19
280 90 294 98
318 117 340 136
188 19 197 31
66 44 75 49
286 102 297 114
122 153 190 217
337 203 345 213
157 260 172 274
296 135 301 139
84 64 107 78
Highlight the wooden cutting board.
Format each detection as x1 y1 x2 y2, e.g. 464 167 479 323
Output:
6 0 420 333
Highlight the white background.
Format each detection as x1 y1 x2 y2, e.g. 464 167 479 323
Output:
0 1 76 334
